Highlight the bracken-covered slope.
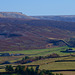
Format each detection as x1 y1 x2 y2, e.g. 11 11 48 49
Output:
0 18 75 51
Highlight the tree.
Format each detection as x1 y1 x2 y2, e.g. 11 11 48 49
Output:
25 56 29 59
22 57 25 61
60 73 63 75
56 73 59 75
15 65 25 73
30 67 34 75
39 71 44 75
5 65 14 72
22 56 29 61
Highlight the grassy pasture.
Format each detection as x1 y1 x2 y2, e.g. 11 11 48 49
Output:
0 46 70 64
40 62 75 70
1 46 70 57
25 56 75 70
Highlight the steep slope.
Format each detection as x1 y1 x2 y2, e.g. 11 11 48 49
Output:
0 18 75 51
0 12 34 19
32 15 75 22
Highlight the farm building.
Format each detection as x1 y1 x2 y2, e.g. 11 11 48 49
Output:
61 49 75 53
0 53 24 56
66 49 75 52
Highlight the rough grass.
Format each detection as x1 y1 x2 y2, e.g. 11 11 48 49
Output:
54 71 75 75
0 55 25 63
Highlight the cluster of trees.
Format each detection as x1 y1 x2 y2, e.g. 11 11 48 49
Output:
5 65 63 75
46 53 60 58
34 53 60 61
17 53 60 64
22 56 30 61
5 65 14 72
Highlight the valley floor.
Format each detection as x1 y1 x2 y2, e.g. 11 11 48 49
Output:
0 46 75 75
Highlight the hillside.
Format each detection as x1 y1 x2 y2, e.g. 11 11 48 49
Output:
0 12 34 19
32 15 75 22
0 17 75 51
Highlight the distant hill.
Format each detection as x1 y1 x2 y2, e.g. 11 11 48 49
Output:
0 17 75 51
0 12 34 19
32 15 75 22
1 12 75 22
0 12 75 51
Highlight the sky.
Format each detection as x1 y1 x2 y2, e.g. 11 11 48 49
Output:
0 0 75 16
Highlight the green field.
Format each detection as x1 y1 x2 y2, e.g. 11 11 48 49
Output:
40 62 75 70
0 46 75 75
0 46 70 63
1 46 70 56
25 56 75 70
0 46 74 65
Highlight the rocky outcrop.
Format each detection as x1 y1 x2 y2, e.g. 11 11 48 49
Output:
0 12 34 19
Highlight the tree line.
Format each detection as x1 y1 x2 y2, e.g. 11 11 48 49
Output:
5 65 63 75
